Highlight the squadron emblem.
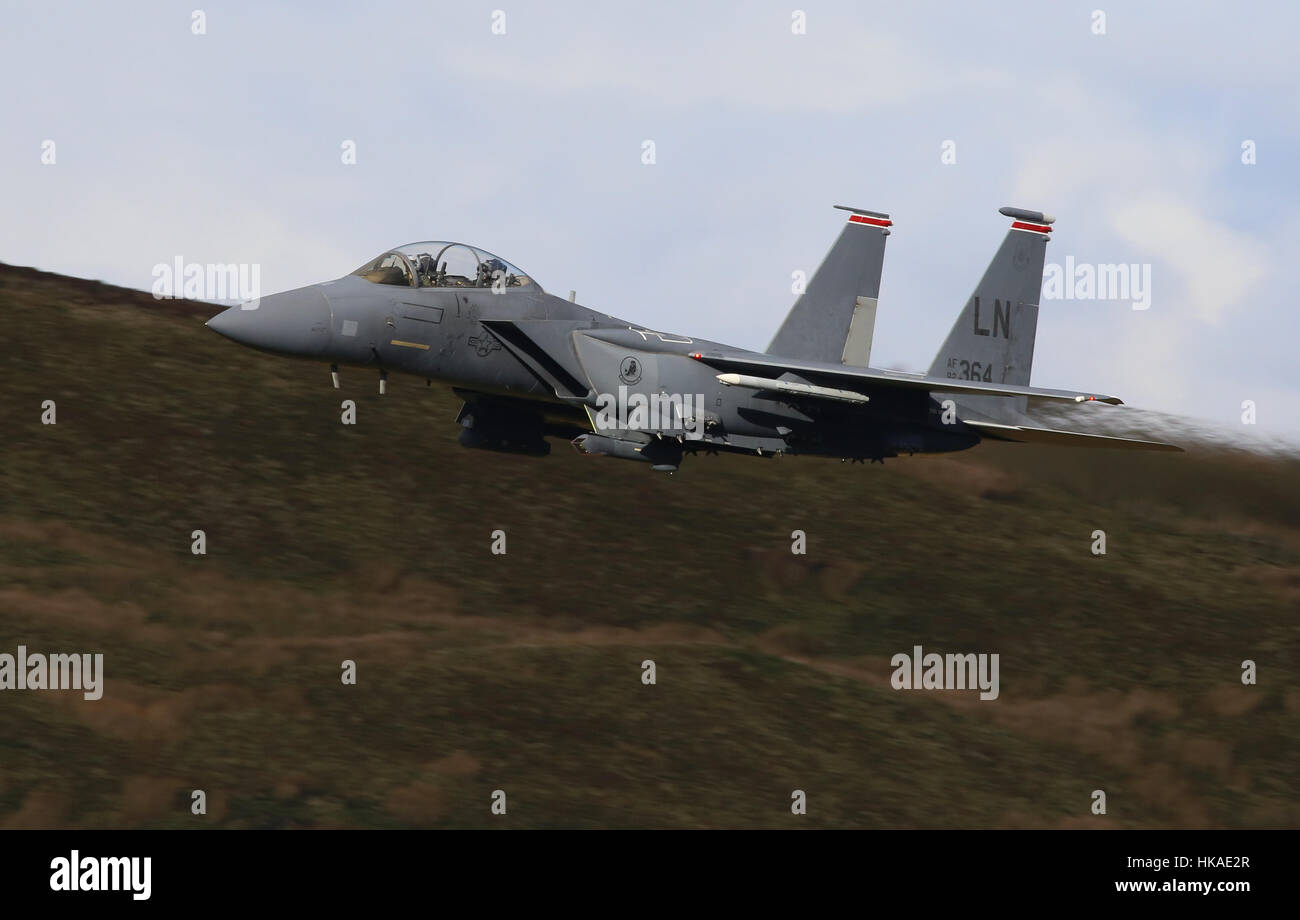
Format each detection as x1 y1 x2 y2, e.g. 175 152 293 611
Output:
619 356 643 385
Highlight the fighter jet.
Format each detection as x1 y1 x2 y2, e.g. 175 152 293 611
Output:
206 206 1179 472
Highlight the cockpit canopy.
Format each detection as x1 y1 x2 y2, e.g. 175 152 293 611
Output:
352 242 539 291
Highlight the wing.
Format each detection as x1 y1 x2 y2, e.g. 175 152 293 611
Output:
690 351 1124 405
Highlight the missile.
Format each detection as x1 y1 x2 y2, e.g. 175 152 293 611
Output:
715 373 870 404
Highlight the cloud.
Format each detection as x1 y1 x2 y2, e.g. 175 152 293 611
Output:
1111 195 1269 325
441 16 1011 113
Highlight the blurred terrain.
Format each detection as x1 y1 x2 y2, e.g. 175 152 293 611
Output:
0 262 1296 828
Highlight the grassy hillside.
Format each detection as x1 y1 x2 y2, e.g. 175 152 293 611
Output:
1 262 1297 828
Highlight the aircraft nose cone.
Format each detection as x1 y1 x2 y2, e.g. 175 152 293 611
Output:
204 305 247 339
206 286 332 357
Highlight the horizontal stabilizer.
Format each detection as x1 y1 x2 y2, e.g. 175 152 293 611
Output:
964 420 1181 451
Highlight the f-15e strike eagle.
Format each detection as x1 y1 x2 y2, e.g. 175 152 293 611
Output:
207 205 1179 472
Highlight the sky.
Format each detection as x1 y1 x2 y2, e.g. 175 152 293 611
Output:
3 1 1297 436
